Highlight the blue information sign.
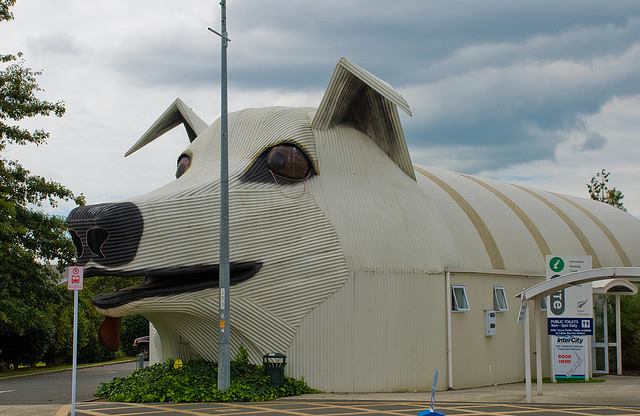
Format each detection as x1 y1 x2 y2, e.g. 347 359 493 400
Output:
547 318 594 336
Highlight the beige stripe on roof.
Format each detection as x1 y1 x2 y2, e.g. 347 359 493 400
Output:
513 185 602 268
552 193 631 267
462 175 551 258
415 167 505 270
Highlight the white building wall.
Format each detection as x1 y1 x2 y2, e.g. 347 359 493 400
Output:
450 273 546 388
288 272 447 392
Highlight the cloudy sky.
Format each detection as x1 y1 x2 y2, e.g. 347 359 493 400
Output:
3 0 640 216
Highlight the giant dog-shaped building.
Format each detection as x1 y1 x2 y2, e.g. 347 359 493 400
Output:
67 58 640 391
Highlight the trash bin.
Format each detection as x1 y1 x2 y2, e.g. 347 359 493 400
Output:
263 353 286 386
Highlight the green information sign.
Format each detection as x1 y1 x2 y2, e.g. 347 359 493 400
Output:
549 256 565 273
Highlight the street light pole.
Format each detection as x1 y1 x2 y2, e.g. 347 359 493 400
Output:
209 0 231 392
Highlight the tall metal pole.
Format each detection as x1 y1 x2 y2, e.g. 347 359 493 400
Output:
71 289 79 416
217 0 231 392
524 300 532 403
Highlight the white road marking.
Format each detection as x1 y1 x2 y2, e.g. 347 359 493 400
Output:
0 390 16 394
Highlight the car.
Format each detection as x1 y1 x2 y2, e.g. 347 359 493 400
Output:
132 335 149 360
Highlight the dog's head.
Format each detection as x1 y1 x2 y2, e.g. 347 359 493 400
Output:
66 58 429 360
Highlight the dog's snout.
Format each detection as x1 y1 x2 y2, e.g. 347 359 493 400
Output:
87 228 109 258
69 230 84 258
66 202 143 268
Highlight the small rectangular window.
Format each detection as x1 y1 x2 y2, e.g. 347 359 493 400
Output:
451 285 470 312
493 286 509 312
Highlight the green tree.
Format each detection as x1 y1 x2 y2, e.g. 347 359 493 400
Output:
0 0 85 366
587 169 626 211
120 315 149 357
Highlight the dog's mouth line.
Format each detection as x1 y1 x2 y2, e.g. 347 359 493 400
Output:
92 262 262 309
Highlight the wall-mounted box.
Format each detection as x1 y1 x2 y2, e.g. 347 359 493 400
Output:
485 310 497 336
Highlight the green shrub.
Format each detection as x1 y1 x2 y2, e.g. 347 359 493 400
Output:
120 315 149 356
96 354 317 403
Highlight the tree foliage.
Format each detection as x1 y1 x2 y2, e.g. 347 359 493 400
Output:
619 292 640 371
587 169 626 211
79 276 148 358
0 0 85 366
0 0 15 23
121 315 149 357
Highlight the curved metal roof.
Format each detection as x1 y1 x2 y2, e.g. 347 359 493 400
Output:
415 165 640 275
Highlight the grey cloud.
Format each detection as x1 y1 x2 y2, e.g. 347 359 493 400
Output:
108 1 640 89
405 119 562 172
409 128 561 173
576 133 607 151
27 32 79 56
399 44 640 171
104 0 640 174
422 18 640 83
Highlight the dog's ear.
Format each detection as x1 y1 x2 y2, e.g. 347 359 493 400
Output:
312 58 415 180
125 98 207 157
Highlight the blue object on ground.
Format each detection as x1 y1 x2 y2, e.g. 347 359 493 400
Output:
417 369 445 416
417 410 445 416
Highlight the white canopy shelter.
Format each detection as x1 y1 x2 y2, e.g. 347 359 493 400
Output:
515 267 640 402
592 278 638 295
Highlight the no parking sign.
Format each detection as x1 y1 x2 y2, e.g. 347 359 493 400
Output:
66 266 84 291
65 265 84 416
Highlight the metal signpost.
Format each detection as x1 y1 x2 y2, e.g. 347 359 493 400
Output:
66 266 84 416
209 0 231 392
546 255 593 381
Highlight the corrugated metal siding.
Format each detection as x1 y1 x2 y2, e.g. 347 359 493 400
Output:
288 277 356 392
544 192 619 267
415 168 493 271
283 123 454 391
556 195 640 266
310 127 458 274
352 272 447 392
552 193 631 266
289 272 448 392
92 99 640 392
488 181 586 264
462 175 551 259
312 57 415 180
514 186 603 268
96 107 350 369
125 98 208 157
416 167 506 270
414 166 640 275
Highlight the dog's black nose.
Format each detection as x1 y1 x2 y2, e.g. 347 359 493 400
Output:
66 202 143 268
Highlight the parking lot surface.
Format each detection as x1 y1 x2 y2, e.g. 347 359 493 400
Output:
72 400 640 416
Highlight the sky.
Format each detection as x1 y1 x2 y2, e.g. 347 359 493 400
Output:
2 0 640 216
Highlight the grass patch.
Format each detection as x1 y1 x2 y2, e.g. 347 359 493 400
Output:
96 351 317 403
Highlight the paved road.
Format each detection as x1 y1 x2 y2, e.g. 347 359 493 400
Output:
0 362 137 405
75 400 640 416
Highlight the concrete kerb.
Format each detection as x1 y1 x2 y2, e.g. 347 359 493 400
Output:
283 375 640 407
0 405 64 416
6 375 637 416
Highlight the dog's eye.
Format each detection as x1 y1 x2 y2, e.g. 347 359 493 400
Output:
176 154 191 179
240 144 315 184
266 145 311 180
